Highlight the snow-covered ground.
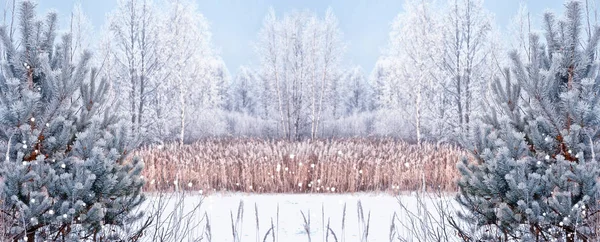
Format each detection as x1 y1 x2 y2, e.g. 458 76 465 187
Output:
135 192 461 242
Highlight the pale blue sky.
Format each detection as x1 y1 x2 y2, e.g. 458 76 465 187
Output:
23 0 566 75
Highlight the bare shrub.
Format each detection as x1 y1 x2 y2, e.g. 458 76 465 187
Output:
136 138 465 193
390 188 515 242
121 191 210 242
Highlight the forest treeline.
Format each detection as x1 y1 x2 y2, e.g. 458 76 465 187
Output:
2 0 553 144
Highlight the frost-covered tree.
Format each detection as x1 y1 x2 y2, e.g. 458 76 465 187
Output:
68 3 94 63
340 67 371 115
158 0 226 144
321 67 375 138
106 0 161 141
0 2 144 241
441 0 496 134
457 1 600 241
102 0 226 144
507 3 532 64
229 66 260 115
373 0 445 142
373 0 498 142
256 8 344 140
182 57 229 141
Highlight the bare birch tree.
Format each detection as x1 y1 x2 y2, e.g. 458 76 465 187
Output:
256 8 344 140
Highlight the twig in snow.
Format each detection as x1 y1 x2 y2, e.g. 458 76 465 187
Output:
300 210 311 242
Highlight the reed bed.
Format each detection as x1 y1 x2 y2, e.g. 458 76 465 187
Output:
135 138 466 193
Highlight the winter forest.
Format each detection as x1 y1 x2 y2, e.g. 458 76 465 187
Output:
2 0 600 241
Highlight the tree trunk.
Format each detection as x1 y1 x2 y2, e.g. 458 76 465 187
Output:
26 230 35 242
138 0 149 135
131 73 137 132
310 31 318 140
315 63 329 139
179 75 185 146
128 0 137 133
456 74 463 130
271 36 287 139
138 73 145 134
415 82 422 144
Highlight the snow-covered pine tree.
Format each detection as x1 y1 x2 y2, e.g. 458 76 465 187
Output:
457 1 600 241
0 1 144 241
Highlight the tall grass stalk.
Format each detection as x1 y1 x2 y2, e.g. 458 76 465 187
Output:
136 138 465 194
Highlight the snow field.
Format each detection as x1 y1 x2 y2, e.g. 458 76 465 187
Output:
137 192 460 242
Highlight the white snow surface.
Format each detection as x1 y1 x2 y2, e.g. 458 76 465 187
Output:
135 192 460 242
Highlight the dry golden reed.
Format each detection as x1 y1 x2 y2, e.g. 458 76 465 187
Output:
135 138 466 194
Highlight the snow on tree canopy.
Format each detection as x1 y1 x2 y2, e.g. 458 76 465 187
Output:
457 1 600 241
0 1 145 241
